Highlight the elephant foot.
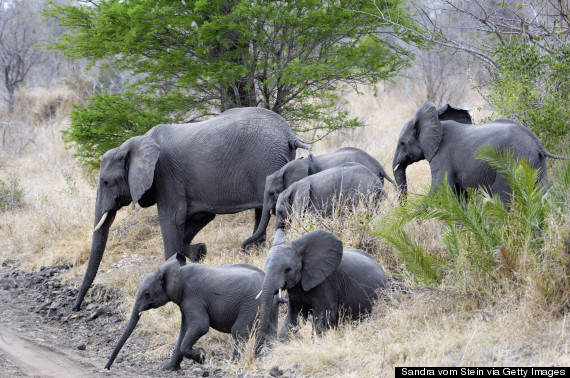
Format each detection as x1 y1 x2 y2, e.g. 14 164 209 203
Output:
185 347 206 364
161 361 181 371
186 243 207 262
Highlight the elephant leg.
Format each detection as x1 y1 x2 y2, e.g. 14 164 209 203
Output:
312 306 338 336
162 313 188 370
279 302 308 341
182 212 216 262
230 320 252 360
490 174 513 205
158 201 188 260
178 314 210 365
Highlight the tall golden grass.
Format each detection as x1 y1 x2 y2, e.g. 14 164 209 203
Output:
1 82 568 376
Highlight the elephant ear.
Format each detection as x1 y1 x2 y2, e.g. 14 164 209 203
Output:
437 104 472 124
282 159 309 188
159 254 185 303
291 180 311 211
120 135 160 208
415 101 443 162
291 230 343 291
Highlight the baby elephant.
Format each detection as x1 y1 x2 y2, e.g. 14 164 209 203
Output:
255 230 390 342
273 162 387 245
105 254 279 371
242 147 396 249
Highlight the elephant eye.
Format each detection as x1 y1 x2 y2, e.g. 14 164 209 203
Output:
103 179 109 186
284 267 291 273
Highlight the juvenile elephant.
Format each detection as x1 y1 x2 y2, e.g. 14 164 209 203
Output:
272 162 387 245
74 107 310 310
256 230 390 342
393 101 566 202
105 254 280 371
242 147 395 249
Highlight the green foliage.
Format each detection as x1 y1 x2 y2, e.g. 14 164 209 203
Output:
489 40 570 152
61 91 186 169
0 177 25 211
375 147 570 309
45 0 420 168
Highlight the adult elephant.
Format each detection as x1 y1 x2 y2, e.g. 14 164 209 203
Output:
392 101 565 202
74 107 310 310
242 147 395 249
256 230 390 342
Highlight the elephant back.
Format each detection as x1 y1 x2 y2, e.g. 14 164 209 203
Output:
335 248 390 314
150 108 300 212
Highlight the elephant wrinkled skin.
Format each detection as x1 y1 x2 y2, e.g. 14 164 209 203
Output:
272 162 387 245
75 107 310 310
242 147 395 249
255 230 390 343
105 254 279 371
393 101 566 202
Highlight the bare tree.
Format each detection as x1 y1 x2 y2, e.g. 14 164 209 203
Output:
0 0 48 114
367 0 570 69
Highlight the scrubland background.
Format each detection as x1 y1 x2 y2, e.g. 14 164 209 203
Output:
1 63 568 376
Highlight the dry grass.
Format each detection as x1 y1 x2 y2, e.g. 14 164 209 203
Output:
1 80 568 376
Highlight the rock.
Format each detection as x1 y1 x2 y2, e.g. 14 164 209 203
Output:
89 306 112 321
77 343 86 351
269 366 283 377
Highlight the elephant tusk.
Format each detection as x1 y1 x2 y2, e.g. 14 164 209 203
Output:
393 164 400 172
255 290 262 300
93 212 109 232
279 288 282 299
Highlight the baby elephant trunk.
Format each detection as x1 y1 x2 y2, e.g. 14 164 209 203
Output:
105 308 141 369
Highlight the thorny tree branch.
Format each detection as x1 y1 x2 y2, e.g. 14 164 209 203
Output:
363 0 570 69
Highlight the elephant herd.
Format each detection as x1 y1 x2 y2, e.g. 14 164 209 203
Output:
69 104 564 370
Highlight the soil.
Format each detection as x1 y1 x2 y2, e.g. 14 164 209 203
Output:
0 261 293 378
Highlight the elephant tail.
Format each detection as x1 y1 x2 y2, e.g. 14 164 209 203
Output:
377 165 398 191
543 150 568 160
290 137 313 158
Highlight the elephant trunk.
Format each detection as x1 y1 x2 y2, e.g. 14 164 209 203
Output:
256 280 279 346
105 305 141 369
393 165 408 202
393 145 409 202
242 206 271 250
73 207 116 311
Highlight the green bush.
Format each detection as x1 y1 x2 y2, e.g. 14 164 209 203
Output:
490 40 570 152
375 147 570 311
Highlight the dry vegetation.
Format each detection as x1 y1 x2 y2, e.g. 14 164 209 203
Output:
1 80 568 377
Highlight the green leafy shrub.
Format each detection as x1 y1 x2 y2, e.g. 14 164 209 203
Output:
375 147 570 311
490 40 570 152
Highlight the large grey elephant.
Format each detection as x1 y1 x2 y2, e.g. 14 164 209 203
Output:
393 101 566 202
105 254 280 371
256 230 390 342
74 107 310 310
272 162 387 245
241 147 396 249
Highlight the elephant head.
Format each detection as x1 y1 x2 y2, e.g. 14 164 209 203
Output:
274 180 310 233
105 253 186 370
74 135 160 311
241 159 310 249
393 102 471 199
256 230 343 341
